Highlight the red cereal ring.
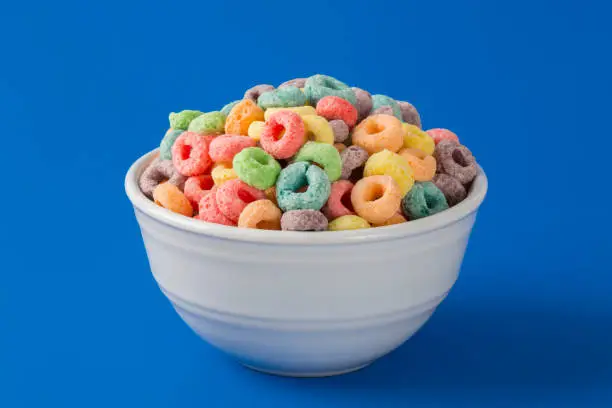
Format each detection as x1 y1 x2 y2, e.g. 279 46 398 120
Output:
195 188 236 226
315 96 358 128
215 179 266 222
426 128 459 145
322 180 355 220
259 110 305 159
184 175 214 209
209 134 256 163
171 132 213 176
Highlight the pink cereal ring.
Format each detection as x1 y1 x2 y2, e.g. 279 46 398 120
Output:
322 180 355 220
184 175 214 209
196 188 236 226
172 132 213 176
316 96 358 128
426 128 460 145
215 179 266 222
260 110 305 159
209 134 256 163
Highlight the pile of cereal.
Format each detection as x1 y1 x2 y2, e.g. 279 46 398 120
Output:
139 74 478 231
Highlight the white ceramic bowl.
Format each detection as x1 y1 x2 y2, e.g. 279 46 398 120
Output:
125 149 488 377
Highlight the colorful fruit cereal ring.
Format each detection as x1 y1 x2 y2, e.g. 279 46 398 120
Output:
373 212 407 227
215 179 266 222
276 162 331 212
398 148 436 182
224 99 265 136
169 110 203 130
221 100 240 117
183 175 214 209
316 96 358 128
351 114 404 154
334 143 346 153
370 106 395 116
402 123 435 155
432 173 467 207
304 74 357 106
257 86 307 110
351 175 402 224
426 128 460 145
281 210 328 231
171 132 213 176
371 94 402 120
264 106 316 121
247 121 265 142
264 186 277 205
232 147 281 189
301 115 334 144
434 140 478 185
244 84 275 102
351 87 373 119
321 180 354 220
153 182 193 217
187 111 226 135
278 78 307 88
364 149 414 195
211 162 238 186
209 134 256 163
397 101 421 128
340 145 369 180
293 141 342 181
139 158 187 198
401 181 448 220
260 110 306 159
237 199 282 230
196 188 236 226
159 129 184 160
329 119 349 143
328 215 370 231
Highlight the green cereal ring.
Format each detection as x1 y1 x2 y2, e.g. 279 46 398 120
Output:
276 162 331 211
187 111 226 135
159 129 184 160
233 147 281 189
293 141 342 182
304 74 357 107
221 100 240 116
256 86 307 110
401 181 449 220
371 95 402 120
169 110 203 130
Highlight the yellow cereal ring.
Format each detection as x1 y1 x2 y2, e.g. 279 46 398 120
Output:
334 143 346 153
351 175 402 224
373 212 407 227
402 123 435 155
398 148 437 181
225 99 265 136
211 162 238 186
363 149 415 196
264 106 317 121
238 199 282 230
302 115 334 144
351 114 404 154
247 121 265 142
328 215 371 231
152 182 193 217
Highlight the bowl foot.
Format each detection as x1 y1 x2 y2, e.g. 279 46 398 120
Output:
241 362 371 378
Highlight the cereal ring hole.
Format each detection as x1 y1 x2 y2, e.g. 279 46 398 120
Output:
364 183 385 202
452 149 469 167
322 78 341 90
178 144 192 160
237 189 260 204
365 121 384 134
340 190 354 212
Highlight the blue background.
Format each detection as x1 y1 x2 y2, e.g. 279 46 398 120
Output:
1 0 611 406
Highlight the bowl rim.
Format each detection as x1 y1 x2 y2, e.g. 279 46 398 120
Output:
125 148 488 245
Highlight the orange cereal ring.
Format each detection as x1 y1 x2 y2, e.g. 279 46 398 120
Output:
351 114 403 155
264 186 278 206
372 212 407 227
237 199 282 230
152 182 193 217
350 175 402 224
399 148 437 182
224 99 265 136
334 143 346 152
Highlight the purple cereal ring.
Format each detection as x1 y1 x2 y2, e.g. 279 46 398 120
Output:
432 173 467 206
278 78 307 88
329 119 349 143
244 84 275 102
340 145 369 180
397 101 422 128
434 140 478 185
370 106 395 116
281 210 328 231
351 87 373 120
139 158 187 198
